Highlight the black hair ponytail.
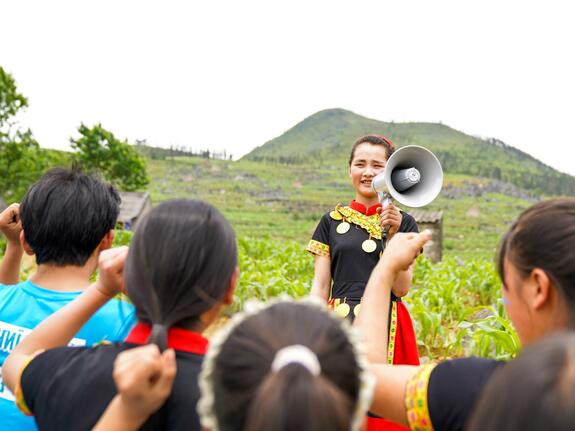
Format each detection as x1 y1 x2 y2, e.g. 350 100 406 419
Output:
243 365 353 431
149 323 169 352
211 303 362 431
125 199 237 336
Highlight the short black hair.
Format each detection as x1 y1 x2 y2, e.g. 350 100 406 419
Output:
20 168 121 266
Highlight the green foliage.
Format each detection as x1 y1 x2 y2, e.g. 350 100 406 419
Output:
0 67 50 201
0 67 27 122
71 124 149 191
234 237 314 312
112 228 134 247
408 257 520 360
233 241 520 361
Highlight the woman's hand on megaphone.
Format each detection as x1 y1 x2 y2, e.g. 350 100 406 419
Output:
377 204 402 239
379 230 432 273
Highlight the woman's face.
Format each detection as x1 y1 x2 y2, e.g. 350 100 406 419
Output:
502 259 534 346
349 143 388 200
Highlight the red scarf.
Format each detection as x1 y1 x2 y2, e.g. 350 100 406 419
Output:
125 322 208 355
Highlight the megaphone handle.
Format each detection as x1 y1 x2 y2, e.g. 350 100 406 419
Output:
379 193 392 252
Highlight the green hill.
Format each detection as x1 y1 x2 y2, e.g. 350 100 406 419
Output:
244 108 575 195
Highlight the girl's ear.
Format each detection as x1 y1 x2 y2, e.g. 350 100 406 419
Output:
530 268 552 311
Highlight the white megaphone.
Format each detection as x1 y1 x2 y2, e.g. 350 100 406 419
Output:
372 145 443 244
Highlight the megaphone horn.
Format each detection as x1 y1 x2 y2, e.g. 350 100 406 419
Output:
372 145 443 208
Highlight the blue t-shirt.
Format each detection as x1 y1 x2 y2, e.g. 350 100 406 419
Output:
0 280 137 431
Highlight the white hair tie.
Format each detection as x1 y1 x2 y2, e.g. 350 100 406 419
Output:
271 344 321 377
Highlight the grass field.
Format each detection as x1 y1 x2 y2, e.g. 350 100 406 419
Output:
146 156 533 260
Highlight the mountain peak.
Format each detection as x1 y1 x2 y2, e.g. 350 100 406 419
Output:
243 108 575 195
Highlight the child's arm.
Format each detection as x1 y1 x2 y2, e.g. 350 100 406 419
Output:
354 231 431 424
391 264 415 298
92 345 176 431
378 206 417 298
2 247 128 393
0 203 24 285
355 231 430 362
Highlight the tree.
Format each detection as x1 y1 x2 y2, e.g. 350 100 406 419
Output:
71 124 149 191
0 66 48 202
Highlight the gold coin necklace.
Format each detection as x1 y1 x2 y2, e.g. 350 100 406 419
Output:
330 210 343 220
362 235 377 253
336 220 351 234
335 300 351 318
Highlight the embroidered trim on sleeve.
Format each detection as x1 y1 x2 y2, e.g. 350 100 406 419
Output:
306 239 330 257
387 301 398 364
15 350 45 416
405 364 437 431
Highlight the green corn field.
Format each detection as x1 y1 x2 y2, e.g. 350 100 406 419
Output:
1 228 520 362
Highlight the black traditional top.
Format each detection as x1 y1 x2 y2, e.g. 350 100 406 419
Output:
17 323 207 431
405 357 504 431
307 200 419 300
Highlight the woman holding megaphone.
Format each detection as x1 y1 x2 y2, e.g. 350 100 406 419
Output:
307 134 420 431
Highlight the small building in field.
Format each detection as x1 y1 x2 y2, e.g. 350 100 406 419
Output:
118 192 152 230
411 210 443 262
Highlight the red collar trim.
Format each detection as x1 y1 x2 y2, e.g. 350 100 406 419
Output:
125 322 209 355
349 200 381 216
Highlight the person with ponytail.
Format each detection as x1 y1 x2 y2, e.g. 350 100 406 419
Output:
307 134 420 430
2 199 239 430
197 299 374 431
93 298 376 431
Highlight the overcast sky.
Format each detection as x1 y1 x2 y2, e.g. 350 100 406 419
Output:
2 0 574 175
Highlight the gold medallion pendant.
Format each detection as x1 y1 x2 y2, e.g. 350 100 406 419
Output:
335 302 351 318
336 222 351 234
362 239 377 253
353 304 361 317
330 210 343 220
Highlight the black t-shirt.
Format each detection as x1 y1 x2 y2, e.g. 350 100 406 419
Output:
405 357 504 431
308 204 418 299
20 343 204 431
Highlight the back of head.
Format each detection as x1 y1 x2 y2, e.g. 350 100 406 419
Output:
125 199 237 342
497 198 575 322
20 168 120 266
467 332 575 431
209 302 363 431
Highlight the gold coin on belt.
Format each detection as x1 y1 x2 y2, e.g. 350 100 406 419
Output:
353 304 361 317
335 303 351 318
362 239 377 253
330 210 343 220
336 222 351 234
